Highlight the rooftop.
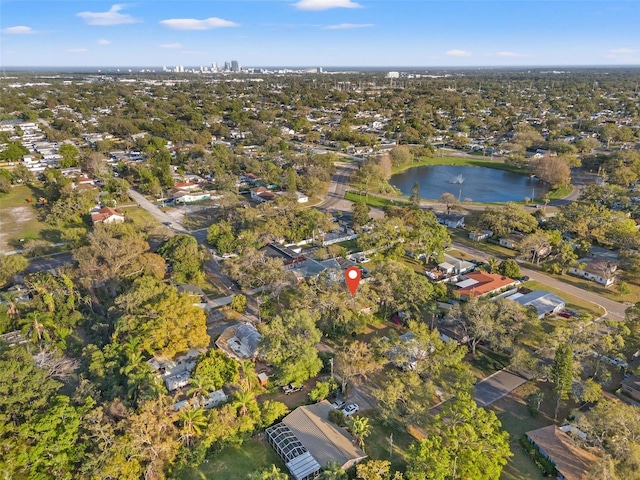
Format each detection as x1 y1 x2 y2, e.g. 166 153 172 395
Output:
456 271 517 297
281 400 367 469
526 425 599 480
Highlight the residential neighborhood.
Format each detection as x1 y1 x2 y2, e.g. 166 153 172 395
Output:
1 64 640 480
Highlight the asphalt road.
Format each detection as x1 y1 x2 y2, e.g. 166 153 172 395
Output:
26 252 74 274
127 189 188 232
125 189 259 318
319 163 358 212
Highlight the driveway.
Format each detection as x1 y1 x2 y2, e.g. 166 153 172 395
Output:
474 370 528 407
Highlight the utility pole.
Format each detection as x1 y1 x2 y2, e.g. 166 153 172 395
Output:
389 433 393 459
330 357 334 380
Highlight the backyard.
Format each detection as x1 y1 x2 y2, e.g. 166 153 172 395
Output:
491 382 580 480
173 438 286 480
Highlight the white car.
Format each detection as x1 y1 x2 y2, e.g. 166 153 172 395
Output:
331 399 346 410
341 403 360 417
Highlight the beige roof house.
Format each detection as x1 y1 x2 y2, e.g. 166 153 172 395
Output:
526 425 599 480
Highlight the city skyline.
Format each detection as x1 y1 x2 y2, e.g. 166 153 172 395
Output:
1 0 639 68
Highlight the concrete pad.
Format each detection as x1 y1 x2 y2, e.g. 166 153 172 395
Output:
474 369 527 407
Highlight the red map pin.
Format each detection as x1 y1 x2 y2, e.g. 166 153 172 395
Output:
345 266 361 296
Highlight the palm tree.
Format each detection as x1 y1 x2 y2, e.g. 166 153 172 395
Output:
234 390 255 417
120 337 145 376
320 461 347 480
485 256 500 274
187 376 208 401
238 359 256 393
349 416 371 450
178 405 207 447
247 464 289 480
20 311 55 346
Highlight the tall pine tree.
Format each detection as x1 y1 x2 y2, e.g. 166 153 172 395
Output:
550 343 573 420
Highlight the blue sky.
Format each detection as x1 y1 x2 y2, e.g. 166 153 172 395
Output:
1 1 639 67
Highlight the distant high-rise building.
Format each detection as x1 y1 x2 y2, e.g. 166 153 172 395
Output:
231 60 240 72
317 67 323 74
211 62 218 72
224 61 231 72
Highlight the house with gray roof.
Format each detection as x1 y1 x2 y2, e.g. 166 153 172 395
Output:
266 400 366 480
507 290 566 319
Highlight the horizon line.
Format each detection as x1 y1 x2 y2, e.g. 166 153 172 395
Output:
2 64 640 71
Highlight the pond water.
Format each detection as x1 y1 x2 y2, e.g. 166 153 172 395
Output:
389 165 550 203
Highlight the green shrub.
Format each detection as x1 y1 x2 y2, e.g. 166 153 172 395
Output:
520 435 557 477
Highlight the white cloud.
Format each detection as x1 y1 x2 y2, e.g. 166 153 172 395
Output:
161 43 183 49
608 48 635 54
160 17 239 30
97 39 111 45
77 4 139 26
2 25 36 34
446 49 471 57
67 48 89 53
294 0 362 11
323 23 374 30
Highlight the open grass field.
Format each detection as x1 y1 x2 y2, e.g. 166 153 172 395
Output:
0 185 50 251
173 438 287 480
361 412 421 475
345 191 408 208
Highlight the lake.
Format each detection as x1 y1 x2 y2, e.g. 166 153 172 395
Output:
389 165 550 203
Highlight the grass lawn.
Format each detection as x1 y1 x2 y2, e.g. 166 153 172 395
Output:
449 230 518 258
547 185 573 199
361 412 420 474
120 205 159 227
336 238 359 253
392 156 526 175
173 438 286 480
467 347 511 380
0 185 51 250
345 191 408 208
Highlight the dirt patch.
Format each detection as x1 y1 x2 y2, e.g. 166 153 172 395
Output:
0 206 35 251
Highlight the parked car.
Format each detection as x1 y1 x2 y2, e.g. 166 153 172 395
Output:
331 399 347 410
341 403 360 417
558 311 572 318
519 276 530 282
282 383 303 395
612 357 628 368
